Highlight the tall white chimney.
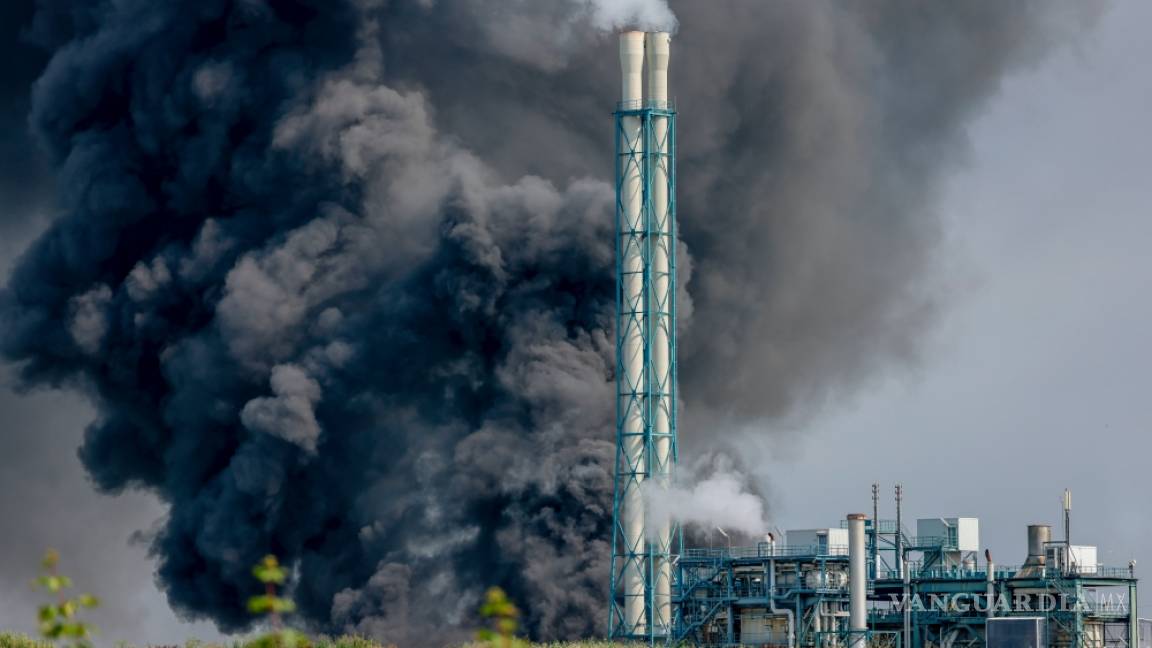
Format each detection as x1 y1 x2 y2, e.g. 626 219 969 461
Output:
617 29 647 637
645 30 674 637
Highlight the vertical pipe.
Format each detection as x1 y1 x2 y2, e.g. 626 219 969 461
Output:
618 29 647 637
1064 488 1072 573
902 566 911 648
645 29 673 638
848 514 868 648
895 485 903 577
1128 571 1138 645
767 557 795 647
986 550 996 619
871 484 879 581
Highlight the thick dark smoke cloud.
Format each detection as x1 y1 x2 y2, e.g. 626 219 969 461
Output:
0 0 52 260
0 0 1096 643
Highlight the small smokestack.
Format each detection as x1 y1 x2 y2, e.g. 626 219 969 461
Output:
1016 524 1051 578
1028 524 1050 562
847 513 867 648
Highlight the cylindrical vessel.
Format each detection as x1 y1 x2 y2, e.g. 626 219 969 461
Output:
1028 525 1051 563
618 29 647 636
848 514 868 648
645 30 674 637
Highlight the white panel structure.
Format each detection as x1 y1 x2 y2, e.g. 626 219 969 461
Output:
1049 545 1099 573
787 528 849 555
917 517 980 551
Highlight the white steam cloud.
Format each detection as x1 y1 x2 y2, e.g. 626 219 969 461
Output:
585 0 677 32
643 454 768 539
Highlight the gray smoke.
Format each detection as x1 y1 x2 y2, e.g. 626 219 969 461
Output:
0 0 1097 643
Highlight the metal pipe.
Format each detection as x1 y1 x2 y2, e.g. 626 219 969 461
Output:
767 557 795 648
985 550 995 619
618 29 647 636
902 566 911 648
1064 488 1072 573
895 485 903 577
871 484 879 581
848 513 868 648
646 31 673 636
1129 580 1138 648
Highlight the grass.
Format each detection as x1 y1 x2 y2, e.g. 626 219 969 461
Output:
0 634 640 648
0 635 52 648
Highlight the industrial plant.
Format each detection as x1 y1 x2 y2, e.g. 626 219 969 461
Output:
606 32 1143 648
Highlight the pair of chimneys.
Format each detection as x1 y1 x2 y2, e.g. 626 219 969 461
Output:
619 32 671 109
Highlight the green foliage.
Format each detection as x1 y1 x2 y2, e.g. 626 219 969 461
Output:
246 596 297 616
242 629 311 648
312 636 390 648
252 556 289 587
0 634 54 648
1 632 636 648
460 642 647 648
475 588 530 648
246 555 305 648
31 550 99 648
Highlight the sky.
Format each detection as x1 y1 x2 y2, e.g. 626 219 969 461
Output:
0 0 1149 641
760 0 1152 612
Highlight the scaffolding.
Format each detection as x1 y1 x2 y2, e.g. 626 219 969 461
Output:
608 98 681 642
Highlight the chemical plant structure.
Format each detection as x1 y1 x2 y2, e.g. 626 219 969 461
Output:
605 31 1143 648
608 29 679 643
673 487 1144 648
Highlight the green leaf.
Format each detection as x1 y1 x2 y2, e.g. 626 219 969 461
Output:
39 605 59 622
252 555 287 585
78 594 99 608
248 596 274 614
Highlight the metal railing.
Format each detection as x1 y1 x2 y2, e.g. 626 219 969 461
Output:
873 564 1134 581
682 544 850 560
616 99 676 111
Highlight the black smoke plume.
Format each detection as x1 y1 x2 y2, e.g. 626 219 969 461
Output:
0 0 1096 642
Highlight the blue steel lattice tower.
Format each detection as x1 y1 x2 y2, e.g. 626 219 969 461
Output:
609 30 679 642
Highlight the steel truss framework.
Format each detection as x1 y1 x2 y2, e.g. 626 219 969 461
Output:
609 102 682 643
672 536 1139 648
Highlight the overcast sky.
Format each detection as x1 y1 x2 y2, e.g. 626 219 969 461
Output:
761 0 1152 614
0 0 1149 641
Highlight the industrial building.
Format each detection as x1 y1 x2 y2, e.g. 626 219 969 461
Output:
605 31 1143 648
673 487 1145 648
